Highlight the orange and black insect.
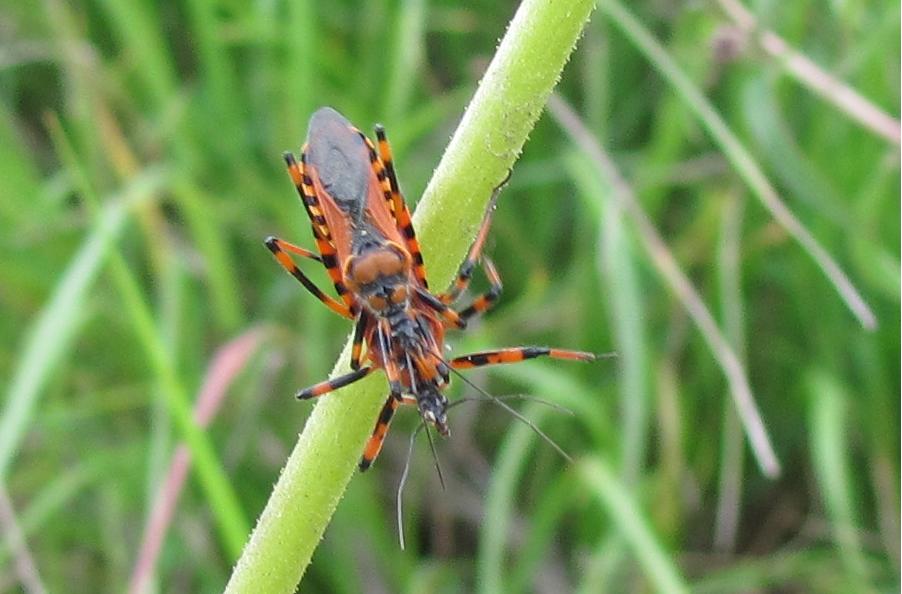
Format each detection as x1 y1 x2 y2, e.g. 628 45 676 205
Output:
266 107 596 470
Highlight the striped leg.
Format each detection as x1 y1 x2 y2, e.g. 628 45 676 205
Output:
372 125 430 289
451 347 596 370
414 287 466 329
376 323 405 397
455 256 502 324
415 256 502 329
438 200 496 305
350 311 371 370
295 366 374 400
264 236 353 319
410 196 503 329
437 169 509 304
283 151 357 313
360 393 418 471
359 395 400 471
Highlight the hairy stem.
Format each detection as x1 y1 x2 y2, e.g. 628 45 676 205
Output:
224 0 597 591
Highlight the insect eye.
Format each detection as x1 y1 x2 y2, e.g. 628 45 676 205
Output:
368 295 388 310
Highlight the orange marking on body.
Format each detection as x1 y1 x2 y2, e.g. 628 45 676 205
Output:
346 245 409 286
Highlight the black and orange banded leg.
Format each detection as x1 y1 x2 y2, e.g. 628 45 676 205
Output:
414 287 467 329
437 189 499 305
350 311 370 370
283 151 358 313
375 323 406 397
264 236 353 319
372 125 430 289
455 256 503 323
450 347 596 370
359 394 401 471
295 366 374 400
359 348 418 470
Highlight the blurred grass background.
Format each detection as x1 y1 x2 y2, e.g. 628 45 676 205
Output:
1 0 899 592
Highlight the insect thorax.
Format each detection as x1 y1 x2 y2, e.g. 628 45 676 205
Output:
344 228 413 314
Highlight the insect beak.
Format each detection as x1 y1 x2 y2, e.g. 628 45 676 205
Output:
420 407 450 437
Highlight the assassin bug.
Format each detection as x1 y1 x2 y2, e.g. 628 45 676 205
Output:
265 107 595 470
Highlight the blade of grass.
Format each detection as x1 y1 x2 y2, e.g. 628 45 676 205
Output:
600 0 878 330
383 0 427 123
476 403 549 594
282 0 316 148
692 549 856 593
740 77 847 222
549 95 781 478
129 328 267 593
0 450 125 568
170 179 244 331
507 472 575 593
578 457 690 594
0 168 166 483
224 0 598 590
93 0 178 107
566 150 649 488
0 102 42 223
575 535 627 594
716 0 901 145
807 371 875 593
183 0 239 132
0 486 47 594
713 191 747 552
46 118 250 558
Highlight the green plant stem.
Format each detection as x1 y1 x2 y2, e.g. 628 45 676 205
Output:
578 458 690 594
224 0 597 591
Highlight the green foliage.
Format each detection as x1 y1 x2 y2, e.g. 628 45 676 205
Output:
1 0 898 592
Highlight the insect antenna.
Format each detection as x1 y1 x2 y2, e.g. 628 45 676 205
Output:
448 393 575 415
422 421 445 490
433 350 573 463
397 420 426 550
395 393 575 549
